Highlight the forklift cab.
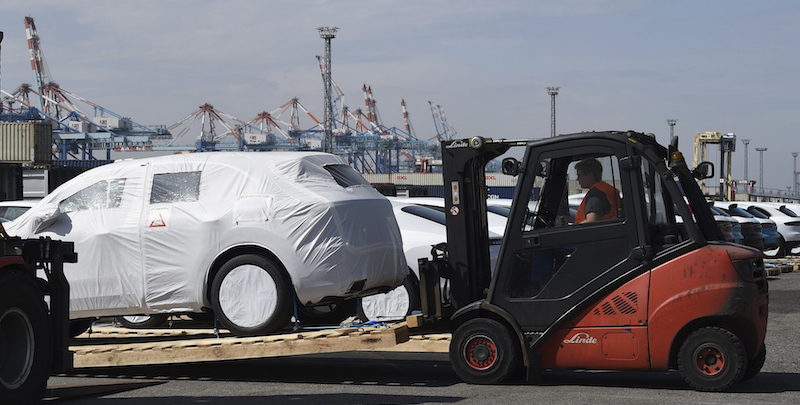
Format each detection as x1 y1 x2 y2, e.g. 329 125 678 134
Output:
426 131 767 391
490 135 712 330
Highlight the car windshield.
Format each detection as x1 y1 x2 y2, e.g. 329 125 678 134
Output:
746 207 770 219
323 164 371 188
778 206 798 217
710 206 730 216
726 206 755 218
400 204 446 225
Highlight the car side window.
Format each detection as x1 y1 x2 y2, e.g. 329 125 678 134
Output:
59 179 126 213
323 164 371 188
150 172 201 204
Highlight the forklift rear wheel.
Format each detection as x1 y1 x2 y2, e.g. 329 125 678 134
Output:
450 318 521 384
0 271 52 405
211 254 292 336
677 326 746 391
741 343 766 382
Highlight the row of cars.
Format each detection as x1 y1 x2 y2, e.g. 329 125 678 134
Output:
711 201 800 257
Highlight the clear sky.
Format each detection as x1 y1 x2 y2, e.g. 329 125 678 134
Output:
1 1 799 190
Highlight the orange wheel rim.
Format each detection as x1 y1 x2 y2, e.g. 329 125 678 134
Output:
464 335 497 371
694 345 725 376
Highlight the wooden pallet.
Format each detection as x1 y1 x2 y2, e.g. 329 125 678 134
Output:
71 323 410 368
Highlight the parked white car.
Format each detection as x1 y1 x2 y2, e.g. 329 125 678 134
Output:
735 202 800 256
391 196 509 234
7 152 407 336
0 199 39 221
358 199 502 321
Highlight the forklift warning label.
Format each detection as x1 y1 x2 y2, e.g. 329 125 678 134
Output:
563 332 598 345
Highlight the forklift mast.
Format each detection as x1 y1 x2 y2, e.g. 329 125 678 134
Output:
437 137 515 309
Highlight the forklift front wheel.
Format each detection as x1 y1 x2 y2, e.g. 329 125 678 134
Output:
677 326 746 391
450 318 521 384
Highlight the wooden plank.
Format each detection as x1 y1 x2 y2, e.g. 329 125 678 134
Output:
376 334 451 353
72 324 409 368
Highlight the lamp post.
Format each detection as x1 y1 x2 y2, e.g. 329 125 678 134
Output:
756 148 767 194
318 26 338 153
667 119 677 143
793 152 798 197
547 87 559 137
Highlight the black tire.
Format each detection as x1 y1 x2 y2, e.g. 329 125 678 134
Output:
187 312 215 323
115 314 169 329
764 236 786 258
450 318 521 384
0 270 52 405
210 254 292 336
741 343 766 382
677 326 746 391
357 275 421 322
68 319 93 337
295 299 357 326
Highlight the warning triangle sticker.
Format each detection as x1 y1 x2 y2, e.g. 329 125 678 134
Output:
149 213 166 227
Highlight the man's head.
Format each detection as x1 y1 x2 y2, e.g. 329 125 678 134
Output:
575 158 602 188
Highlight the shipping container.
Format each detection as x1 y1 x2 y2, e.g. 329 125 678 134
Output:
363 173 517 187
0 121 53 164
22 165 89 199
0 163 23 201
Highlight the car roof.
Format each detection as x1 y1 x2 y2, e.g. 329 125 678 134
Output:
0 200 40 208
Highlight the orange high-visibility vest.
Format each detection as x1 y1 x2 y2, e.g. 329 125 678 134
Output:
575 181 621 223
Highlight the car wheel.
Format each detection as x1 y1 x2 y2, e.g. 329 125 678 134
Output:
0 271 51 405
764 236 785 258
116 314 169 329
68 319 94 337
741 343 766 382
677 326 746 391
357 275 421 322
295 299 356 326
211 254 292 336
187 312 215 322
450 318 521 384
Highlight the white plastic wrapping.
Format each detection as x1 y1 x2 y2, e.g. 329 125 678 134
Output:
8 152 407 322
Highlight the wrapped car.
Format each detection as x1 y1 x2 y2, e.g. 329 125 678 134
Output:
7 152 407 336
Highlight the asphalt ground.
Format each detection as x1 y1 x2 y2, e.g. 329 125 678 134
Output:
46 267 800 405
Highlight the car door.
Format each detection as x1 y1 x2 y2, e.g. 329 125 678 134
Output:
490 139 644 332
42 164 148 316
140 159 218 312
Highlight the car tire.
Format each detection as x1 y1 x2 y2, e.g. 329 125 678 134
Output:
0 270 52 405
741 343 766 382
187 311 215 322
357 275 421 322
677 326 746 391
116 314 169 329
764 236 786 258
211 254 292 337
295 299 357 326
68 318 94 337
450 318 521 384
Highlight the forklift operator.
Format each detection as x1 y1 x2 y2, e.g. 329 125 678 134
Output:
574 158 620 223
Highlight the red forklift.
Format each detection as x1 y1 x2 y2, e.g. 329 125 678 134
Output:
0 223 77 404
418 131 768 391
